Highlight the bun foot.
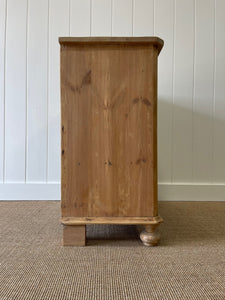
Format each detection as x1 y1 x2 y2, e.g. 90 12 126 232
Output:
140 224 160 246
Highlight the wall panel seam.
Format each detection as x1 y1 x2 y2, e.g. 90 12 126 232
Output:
132 0 134 36
153 0 155 35
25 0 29 183
3 0 7 183
90 0 92 36
212 0 216 184
191 0 196 183
2 0 224 189
69 0 71 36
110 0 113 36
171 0 176 183
46 0 50 183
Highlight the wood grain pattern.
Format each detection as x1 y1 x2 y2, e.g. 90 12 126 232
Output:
59 37 163 52
60 38 162 222
63 225 86 246
140 223 161 246
61 216 163 225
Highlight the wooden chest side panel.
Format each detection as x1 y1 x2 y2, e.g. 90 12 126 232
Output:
61 44 158 218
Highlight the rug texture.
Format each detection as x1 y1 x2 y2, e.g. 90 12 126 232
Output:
0 201 224 300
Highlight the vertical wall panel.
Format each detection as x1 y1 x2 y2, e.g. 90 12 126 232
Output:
133 0 154 36
91 0 112 36
70 0 91 36
112 0 133 36
0 0 6 182
5 0 27 182
155 0 174 183
27 0 48 182
1 0 225 199
172 0 194 182
48 0 69 182
193 0 215 183
213 0 225 183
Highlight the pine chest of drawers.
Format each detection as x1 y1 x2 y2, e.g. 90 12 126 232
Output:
59 37 164 246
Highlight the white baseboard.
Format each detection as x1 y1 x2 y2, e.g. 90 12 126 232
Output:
0 183 60 200
158 183 225 201
0 183 225 201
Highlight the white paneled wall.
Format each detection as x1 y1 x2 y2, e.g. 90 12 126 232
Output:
0 0 6 183
27 0 48 182
0 0 225 200
48 0 69 182
155 0 174 183
5 0 27 182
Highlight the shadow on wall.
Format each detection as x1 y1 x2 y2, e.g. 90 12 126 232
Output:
157 98 225 184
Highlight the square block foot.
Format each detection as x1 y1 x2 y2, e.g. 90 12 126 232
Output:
63 225 86 246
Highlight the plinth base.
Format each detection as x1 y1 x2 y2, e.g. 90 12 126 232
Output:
61 216 163 246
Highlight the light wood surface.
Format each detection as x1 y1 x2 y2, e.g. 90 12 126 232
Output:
59 37 164 53
140 224 161 247
61 40 159 218
61 216 163 225
63 225 86 246
60 37 163 245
